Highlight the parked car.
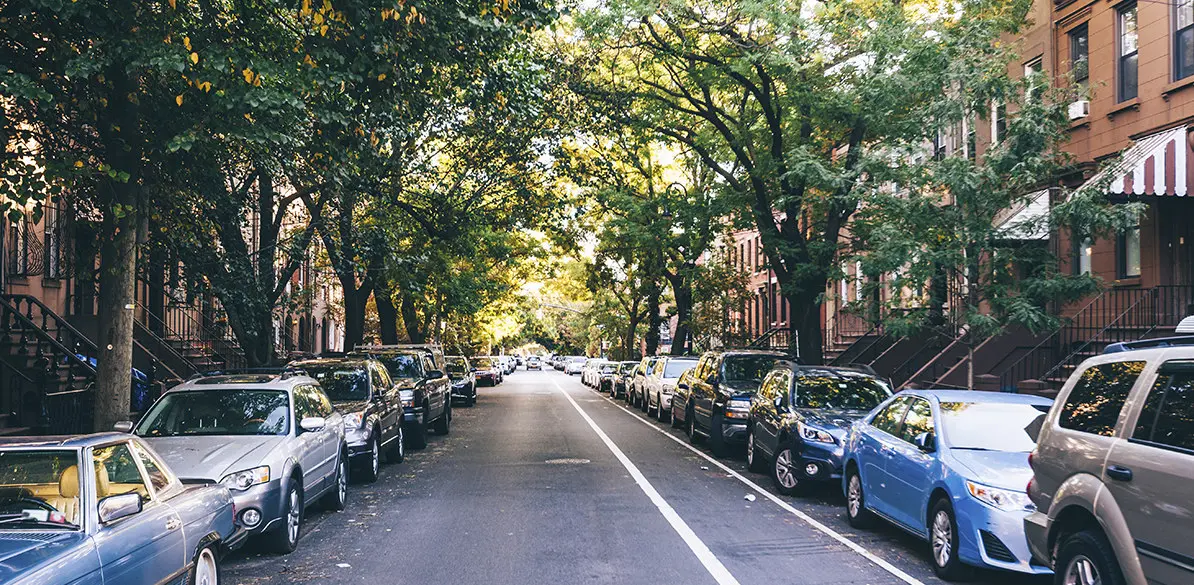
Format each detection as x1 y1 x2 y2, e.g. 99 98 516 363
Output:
670 368 701 429
354 345 453 450
445 355 477 406
841 389 1053 580
526 356 543 370
628 357 660 408
0 433 243 585
611 361 638 399
289 357 406 483
128 372 349 553
565 356 587 375
596 361 619 393
499 356 516 374
1025 341 1194 585
581 358 604 387
645 356 699 422
747 365 892 494
684 350 788 456
473 356 503 386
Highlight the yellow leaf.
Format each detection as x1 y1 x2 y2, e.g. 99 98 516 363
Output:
183 36 191 51
303 54 316 67
189 52 199 64
313 12 324 24
301 0 311 15
198 81 212 92
168 0 176 8
74 161 84 168
319 24 329 36
244 113 254 122
175 94 184 106
242 68 254 83
377 73 386 81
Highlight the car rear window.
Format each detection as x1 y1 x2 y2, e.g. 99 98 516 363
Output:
1059 361 1145 437
663 360 697 378
1132 371 1194 454
793 371 891 410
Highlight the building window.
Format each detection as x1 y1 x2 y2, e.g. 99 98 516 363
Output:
965 119 976 161
1177 0 1194 80
1073 236 1093 275
43 203 63 280
1119 4 1139 102
1070 25 1089 95
6 221 29 278
991 101 1007 144
1024 57 1043 101
1118 222 1142 278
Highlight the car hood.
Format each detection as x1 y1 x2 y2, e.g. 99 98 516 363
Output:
794 408 868 439
142 435 287 480
0 532 90 580
949 449 1032 491
722 380 761 396
332 399 370 414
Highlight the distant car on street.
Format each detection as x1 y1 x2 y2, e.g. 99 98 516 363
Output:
684 350 788 456
445 355 478 406
611 361 638 399
473 356 503 386
627 357 661 408
596 361 619 393
842 389 1054 580
289 357 406 482
0 433 242 585
129 372 349 553
564 356 586 375
644 356 699 422
354 345 453 450
670 368 701 430
526 356 543 370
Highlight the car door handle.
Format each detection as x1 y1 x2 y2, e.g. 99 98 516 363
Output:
1107 465 1133 482
166 517 181 531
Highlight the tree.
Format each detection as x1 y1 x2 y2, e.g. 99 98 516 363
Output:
569 0 1042 363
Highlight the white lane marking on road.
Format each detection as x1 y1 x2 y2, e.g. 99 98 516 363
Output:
555 382 742 585
599 392 927 585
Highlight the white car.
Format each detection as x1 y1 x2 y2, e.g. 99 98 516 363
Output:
645 356 699 422
565 356 586 375
584 359 609 387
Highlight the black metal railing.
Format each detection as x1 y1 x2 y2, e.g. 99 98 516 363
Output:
132 281 245 371
748 326 795 353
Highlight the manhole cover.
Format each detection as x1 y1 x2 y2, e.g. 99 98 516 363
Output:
544 458 591 465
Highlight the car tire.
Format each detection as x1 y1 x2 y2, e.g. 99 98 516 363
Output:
433 401 452 435
324 449 349 511
747 427 766 473
687 406 701 443
269 481 303 554
708 412 728 457
658 402 670 423
1055 530 1127 585
386 425 405 464
189 544 222 585
845 467 874 528
670 403 682 428
929 498 972 581
407 414 429 450
358 434 380 483
771 445 803 495
467 389 477 407
640 390 650 413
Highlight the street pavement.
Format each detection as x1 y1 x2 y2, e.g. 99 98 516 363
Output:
224 369 1051 585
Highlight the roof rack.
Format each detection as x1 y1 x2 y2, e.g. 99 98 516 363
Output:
1103 335 1194 354
828 363 882 377
188 367 310 381
356 344 442 351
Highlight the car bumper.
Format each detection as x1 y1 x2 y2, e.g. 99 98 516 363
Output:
403 406 425 426
793 442 846 483
1023 510 1051 567
345 425 373 455
451 384 474 399
230 479 285 536
956 497 1052 575
223 525 251 551
659 393 672 410
720 421 749 444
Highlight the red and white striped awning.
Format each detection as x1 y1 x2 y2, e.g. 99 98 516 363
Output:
1096 126 1190 197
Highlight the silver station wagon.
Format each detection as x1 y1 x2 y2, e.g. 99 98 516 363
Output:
125 372 349 554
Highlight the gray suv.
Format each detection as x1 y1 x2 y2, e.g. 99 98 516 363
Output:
1025 342 1194 585
127 372 349 554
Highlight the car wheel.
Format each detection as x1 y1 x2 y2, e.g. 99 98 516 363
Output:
640 390 650 413
433 401 452 435
407 415 429 450
669 403 682 428
771 446 802 495
687 406 701 443
1056 530 1127 585
658 402 670 423
845 468 874 528
358 434 380 483
747 427 766 473
386 425 405 463
324 450 349 511
269 481 303 554
929 499 972 581
467 388 477 407
189 544 221 585
708 412 728 457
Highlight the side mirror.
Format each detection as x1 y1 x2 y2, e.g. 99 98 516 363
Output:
299 417 327 433
774 395 788 411
914 431 936 453
425 370 444 380
112 421 134 433
98 493 142 524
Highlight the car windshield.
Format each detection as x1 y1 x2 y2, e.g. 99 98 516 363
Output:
939 401 1051 452
619 362 637 374
722 355 781 385
0 450 81 529
303 366 370 401
793 372 892 410
136 390 291 436
473 357 494 368
446 359 468 375
663 360 697 378
600 363 617 373
377 354 421 379
570 357 587 363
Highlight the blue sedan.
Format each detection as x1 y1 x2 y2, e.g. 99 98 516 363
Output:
840 389 1053 581
0 433 242 585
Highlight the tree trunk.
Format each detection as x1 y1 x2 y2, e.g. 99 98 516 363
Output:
375 287 399 344
146 238 166 337
400 293 425 343
645 282 661 356
666 273 693 355
94 191 138 431
790 290 824 365
342 282 371 350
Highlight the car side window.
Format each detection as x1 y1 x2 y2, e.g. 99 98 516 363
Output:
370 366 387 393
130 442 173 495
871 397 911 436
293 386 317 420
93 443 150 501
1132 372 1194 453
422 356 437 376
1059 361 1145 437
898 399 934 444
312 386 334 417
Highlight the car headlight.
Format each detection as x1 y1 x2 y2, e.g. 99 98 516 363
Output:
662 384 675 394
966 481 1034 511
453 379 467 388
797 421 835 444
220 466 270 491
724 399 750 419
400 389 415 408
344 411 365 429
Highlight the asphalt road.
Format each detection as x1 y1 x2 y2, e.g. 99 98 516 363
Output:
224 370 1051 585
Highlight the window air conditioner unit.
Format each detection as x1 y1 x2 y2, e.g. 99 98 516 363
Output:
1068 100 1090 120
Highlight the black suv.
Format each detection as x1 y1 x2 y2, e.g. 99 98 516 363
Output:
747 364 892 495
445 355 477 406
353 345 452 450
288 357 406 482
683 349 788 457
